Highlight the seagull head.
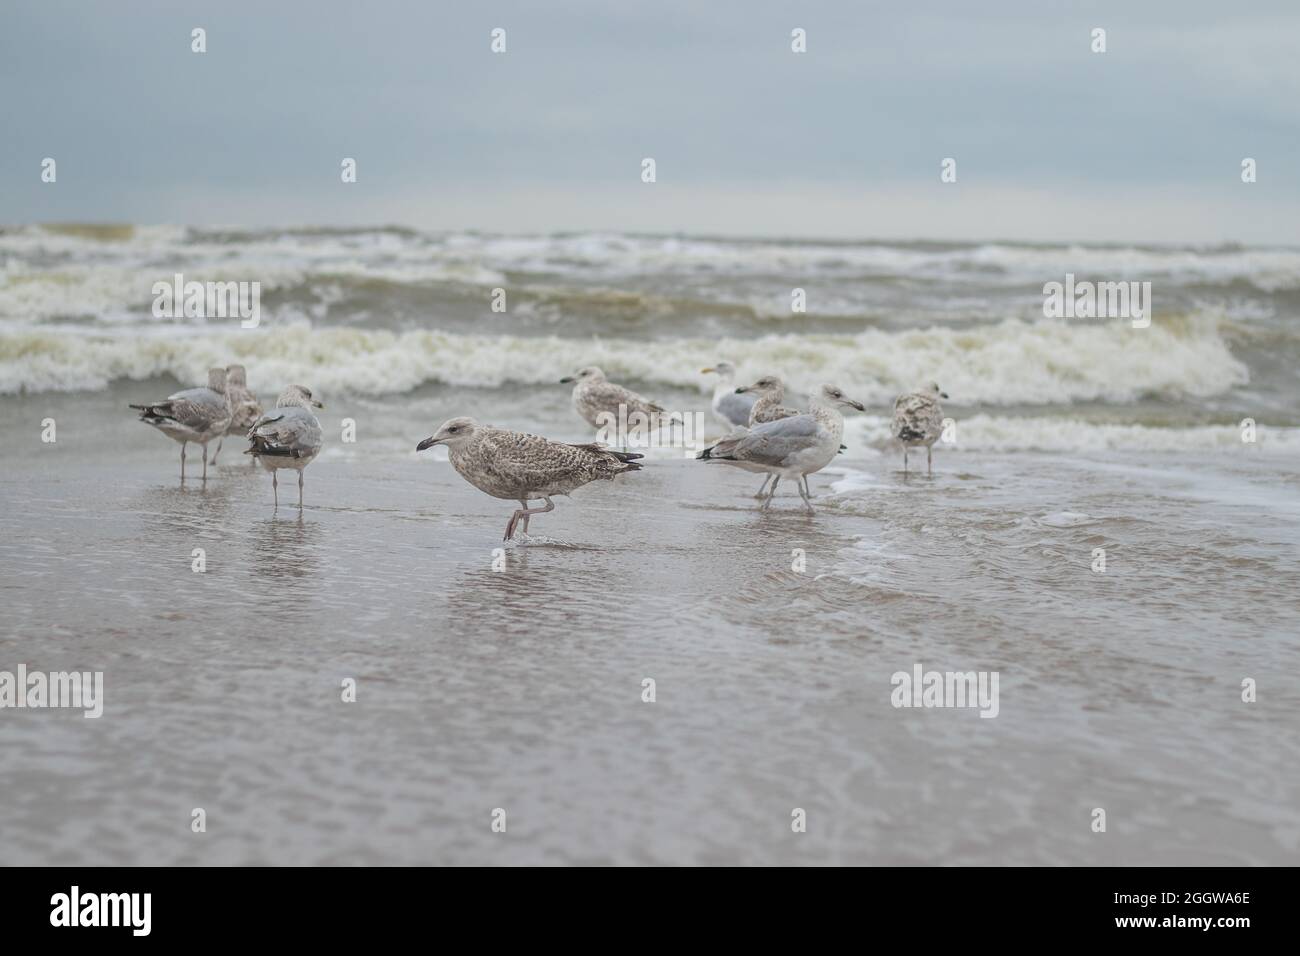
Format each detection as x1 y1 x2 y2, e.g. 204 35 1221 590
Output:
701 360 735 378
417 416 479 451
817 383 865 412
207 367 229 393
924 381 949 399
560 366 605 385
277 384 323 409
225 364 248 387
736 374 783 397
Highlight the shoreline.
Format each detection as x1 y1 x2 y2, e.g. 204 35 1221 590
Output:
1 444 1296 864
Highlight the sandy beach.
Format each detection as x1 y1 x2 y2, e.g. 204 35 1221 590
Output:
2 376 1297 865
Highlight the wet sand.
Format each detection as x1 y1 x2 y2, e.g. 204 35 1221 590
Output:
2 422 1297 865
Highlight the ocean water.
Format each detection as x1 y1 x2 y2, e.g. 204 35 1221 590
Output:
1 225 1297 865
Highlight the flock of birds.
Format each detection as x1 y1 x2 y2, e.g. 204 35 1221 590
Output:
130 361 948 540
130 364 323 506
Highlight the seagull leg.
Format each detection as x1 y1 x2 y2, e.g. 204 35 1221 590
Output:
210 436 223 466
520 502 556 538
903 448 909 475
754 475 772 499
798 475 816 514
519 497 551 534
200 443 208 481
298 470 304 508
927 445 933 477
507 497 555 540
272 471 278 508
800 475 816 499
180 442 187 480
760 477 780 512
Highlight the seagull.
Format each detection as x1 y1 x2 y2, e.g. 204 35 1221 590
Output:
416 417 643 540
559 366 673 434
738 375 800 425
700 361 755 429
210 363 263 466
735 375 840 499
734 374 799 499
245 385 324 508
697 384 865 513
129 367 233 480
892 381 948 475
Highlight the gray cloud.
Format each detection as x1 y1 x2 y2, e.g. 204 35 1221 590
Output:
2 0 1296 241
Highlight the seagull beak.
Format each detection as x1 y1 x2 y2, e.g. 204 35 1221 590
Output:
941 392 949 399
416 436 440 451
559 376 574 384
734 386 749 394
847 399 865 411
313 400 325 409
700 367 715 374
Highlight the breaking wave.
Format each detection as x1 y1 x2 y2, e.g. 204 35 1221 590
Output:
0 312 1249 406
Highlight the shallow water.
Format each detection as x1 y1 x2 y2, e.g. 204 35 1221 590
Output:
2 431 1297 864
2 226 1297 863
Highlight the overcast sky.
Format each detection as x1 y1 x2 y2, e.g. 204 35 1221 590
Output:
3 0 1297 243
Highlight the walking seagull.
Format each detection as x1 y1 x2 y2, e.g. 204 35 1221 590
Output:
697 384 865 513
735 375 842 499
560 366 674 433
700 362 756 429
210 363 263 466
245 385 324 508
892 382 948 475
416 417 643 540
129 367 233 480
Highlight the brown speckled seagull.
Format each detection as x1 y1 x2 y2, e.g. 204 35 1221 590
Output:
210 363 263 466
730 374 799 499
559 366 671 432
416 417 643 540
892 381 948 475
738 375 800 426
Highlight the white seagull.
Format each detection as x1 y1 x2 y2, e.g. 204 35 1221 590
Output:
245 385 324 508
697 384 865 512
700 361 756 429
129 367 233 480
735 374 843 499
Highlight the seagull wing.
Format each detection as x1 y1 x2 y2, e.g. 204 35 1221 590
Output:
247 407 321 459
708 414 822 467
589 381 664 415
